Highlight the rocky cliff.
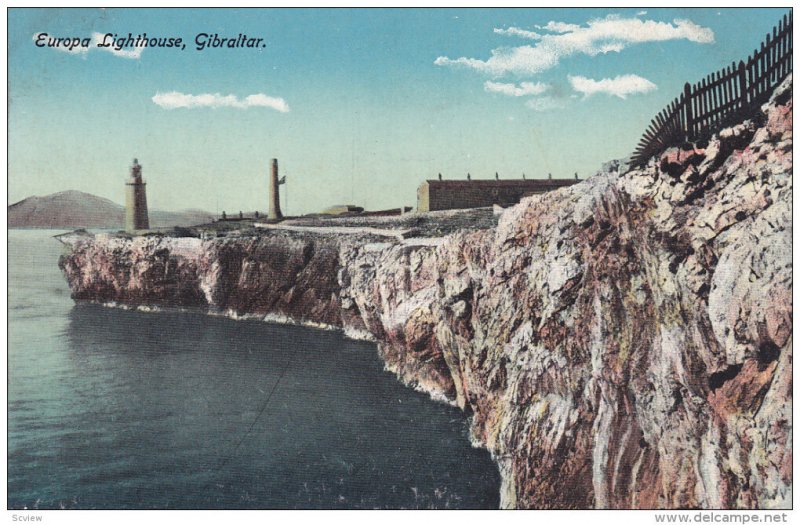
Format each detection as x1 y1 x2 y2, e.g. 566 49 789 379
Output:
59 78 792 509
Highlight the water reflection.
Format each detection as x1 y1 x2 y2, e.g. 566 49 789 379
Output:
9 303 500 509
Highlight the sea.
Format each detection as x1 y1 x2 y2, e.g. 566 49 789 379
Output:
7 229 500 510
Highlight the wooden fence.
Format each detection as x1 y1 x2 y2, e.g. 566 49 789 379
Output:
631 11 792 167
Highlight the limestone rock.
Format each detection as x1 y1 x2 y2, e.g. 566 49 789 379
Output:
59 77 793 509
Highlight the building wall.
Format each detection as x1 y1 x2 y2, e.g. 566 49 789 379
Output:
417 180 577 212
417 184 431 213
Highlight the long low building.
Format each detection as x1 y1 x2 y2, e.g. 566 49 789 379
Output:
416 177 579 212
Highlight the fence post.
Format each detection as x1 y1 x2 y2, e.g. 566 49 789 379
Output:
683 82 693 141
631 12 791 168
738 61 747 110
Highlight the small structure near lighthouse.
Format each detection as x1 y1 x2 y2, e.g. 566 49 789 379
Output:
268 158 285 220
125 158 149 232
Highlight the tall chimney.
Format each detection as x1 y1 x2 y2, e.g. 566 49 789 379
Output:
268 158 283 220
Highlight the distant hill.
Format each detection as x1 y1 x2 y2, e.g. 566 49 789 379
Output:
8 190 214 229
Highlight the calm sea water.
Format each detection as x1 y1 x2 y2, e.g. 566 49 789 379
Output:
7 229 500 509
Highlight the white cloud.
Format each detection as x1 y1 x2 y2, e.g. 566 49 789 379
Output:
525 96 565 112
484 80 550 97
494 27 540 40
435 15 714 77
33 31 144 59
152 91 290 112
538 21 582 33
568 74 657 99
434 46 559 77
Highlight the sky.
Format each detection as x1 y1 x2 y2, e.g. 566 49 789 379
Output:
8 7 789 215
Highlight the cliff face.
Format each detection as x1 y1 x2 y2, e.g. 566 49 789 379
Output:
59 79 792 509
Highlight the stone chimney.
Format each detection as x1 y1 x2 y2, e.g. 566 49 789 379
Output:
268 158 283 220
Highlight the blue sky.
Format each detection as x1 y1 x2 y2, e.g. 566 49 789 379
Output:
8 7 788 214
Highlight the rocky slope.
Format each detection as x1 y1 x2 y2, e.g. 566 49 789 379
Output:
58 78 793 509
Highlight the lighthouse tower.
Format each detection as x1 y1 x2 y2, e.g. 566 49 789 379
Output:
125 158 150 232
268 158 284 220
